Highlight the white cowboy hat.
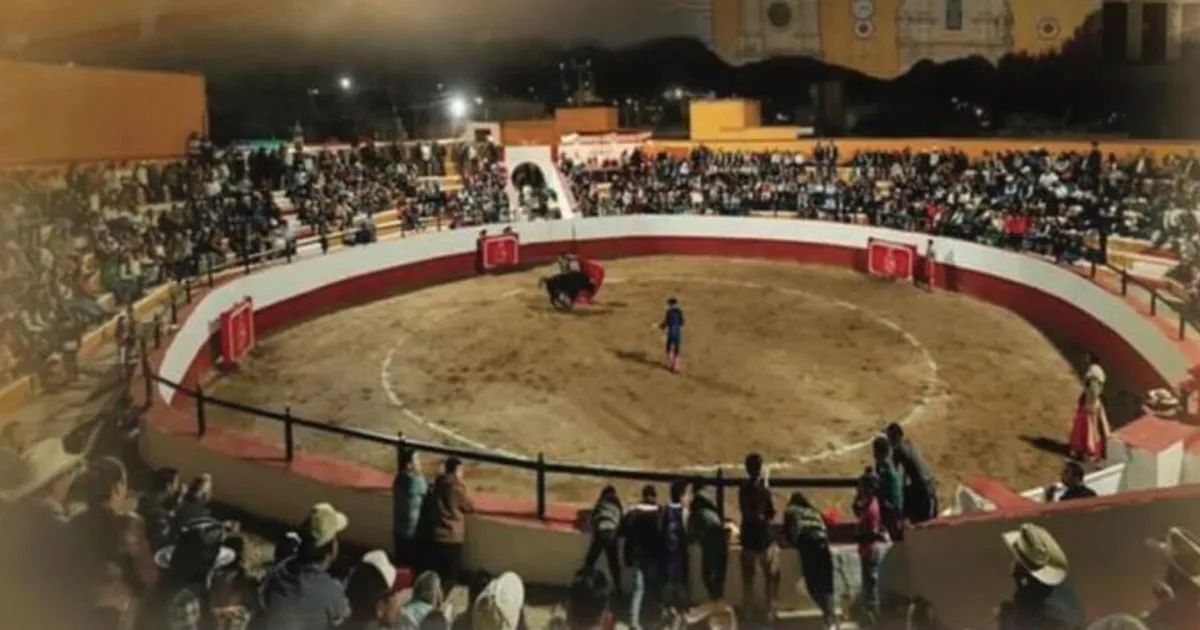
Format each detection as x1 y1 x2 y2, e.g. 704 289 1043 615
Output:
1003 523 1069 586
1146 526 1200 588
0 438 83 503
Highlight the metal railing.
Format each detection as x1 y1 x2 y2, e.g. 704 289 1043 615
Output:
131 257 857 523
1086 256 1193 341
125 219 1200 524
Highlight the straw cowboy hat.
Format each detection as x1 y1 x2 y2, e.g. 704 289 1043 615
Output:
1146 526 1200 588
1003 523 1069 586
0 438 84 503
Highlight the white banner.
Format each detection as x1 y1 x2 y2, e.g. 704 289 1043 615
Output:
558 132 651 164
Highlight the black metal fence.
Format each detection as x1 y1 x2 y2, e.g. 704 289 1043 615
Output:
127 229 1196 523
133 244 859 522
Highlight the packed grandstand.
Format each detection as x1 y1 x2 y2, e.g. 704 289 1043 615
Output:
4 134 1200 630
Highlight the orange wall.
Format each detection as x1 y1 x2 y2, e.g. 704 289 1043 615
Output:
689 99 762 140
554 107 619 135
498 119 558 146
0 60 206 165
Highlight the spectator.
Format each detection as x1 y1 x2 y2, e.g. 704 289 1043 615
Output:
996 523 1084 630
69 456 159 630
686 478 726 602
871 435 904 541
853 469 885 627
420 610 452 630
398 571 445 630
139 466 184 552
884 423 938 523
1044 461 1098 503
471 571 526 630
580 484 624 597
256 502 351 630
145 517 238 630
342 550 410 630
393 448 427 568
783 492 836 630
660 479 691 614
563 569 614 630
1143 526 1200 630
737 452 778 622
175 473 215 529
623 484 663 630
0 437 86 627
210 535 256 630
422 456 474 600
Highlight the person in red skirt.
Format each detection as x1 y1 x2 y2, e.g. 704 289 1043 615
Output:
1068 354 1112 462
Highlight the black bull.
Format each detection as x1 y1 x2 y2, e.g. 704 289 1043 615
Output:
539 271 595 309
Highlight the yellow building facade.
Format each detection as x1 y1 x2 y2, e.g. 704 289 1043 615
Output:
711 0 1102 79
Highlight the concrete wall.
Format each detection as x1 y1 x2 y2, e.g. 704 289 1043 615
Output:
140 216 1197 627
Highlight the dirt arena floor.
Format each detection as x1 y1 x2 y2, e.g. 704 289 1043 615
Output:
207 256 1139 509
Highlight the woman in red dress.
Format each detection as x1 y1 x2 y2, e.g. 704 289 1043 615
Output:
1069 354 1112 461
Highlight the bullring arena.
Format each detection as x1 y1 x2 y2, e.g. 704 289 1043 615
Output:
136 214 1200 627
206 254 1132 506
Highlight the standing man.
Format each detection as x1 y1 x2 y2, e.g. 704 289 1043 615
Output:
739 452 780 623
885 423 939 524
623 485 663 630
658 297 685 374
424 457 474 600
392 448 427 568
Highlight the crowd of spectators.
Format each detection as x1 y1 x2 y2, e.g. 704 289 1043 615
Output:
0 138 511 387
6 138 1200 630
560 143 1200 270
1 414 1196 630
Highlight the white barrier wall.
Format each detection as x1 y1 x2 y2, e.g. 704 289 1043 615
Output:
145 215 1200 628
158 216 1190 405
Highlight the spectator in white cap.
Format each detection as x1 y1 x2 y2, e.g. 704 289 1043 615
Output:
472 571 526 630
256 502 351 630
342 549 413 630
996 523 1085 630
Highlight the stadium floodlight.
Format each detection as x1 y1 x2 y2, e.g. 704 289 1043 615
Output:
447 96 469 119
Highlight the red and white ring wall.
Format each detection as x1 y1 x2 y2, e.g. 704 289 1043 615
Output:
141 216 1196 628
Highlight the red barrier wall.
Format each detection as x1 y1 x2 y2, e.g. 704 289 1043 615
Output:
138 236 1169 526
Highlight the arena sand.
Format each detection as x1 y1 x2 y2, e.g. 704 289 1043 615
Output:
206 257 1139 509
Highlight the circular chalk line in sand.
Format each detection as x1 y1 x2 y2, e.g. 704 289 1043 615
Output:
379 275 947 472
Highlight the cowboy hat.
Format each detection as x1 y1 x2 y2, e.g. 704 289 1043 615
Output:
0 438 83 503
1146 526 1200 588
1002 523 1069 586
154 518 237 571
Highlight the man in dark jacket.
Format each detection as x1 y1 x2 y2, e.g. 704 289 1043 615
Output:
783 492 836 629
885 423 938 523
392 448 427 568
421 457 474 600
1045 461 1097 503
581 485 624 597
739 452 779 622
687 479 726 602
622 484 662 630
257 503 351 630
997 523 1085 630
660 479 690 613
